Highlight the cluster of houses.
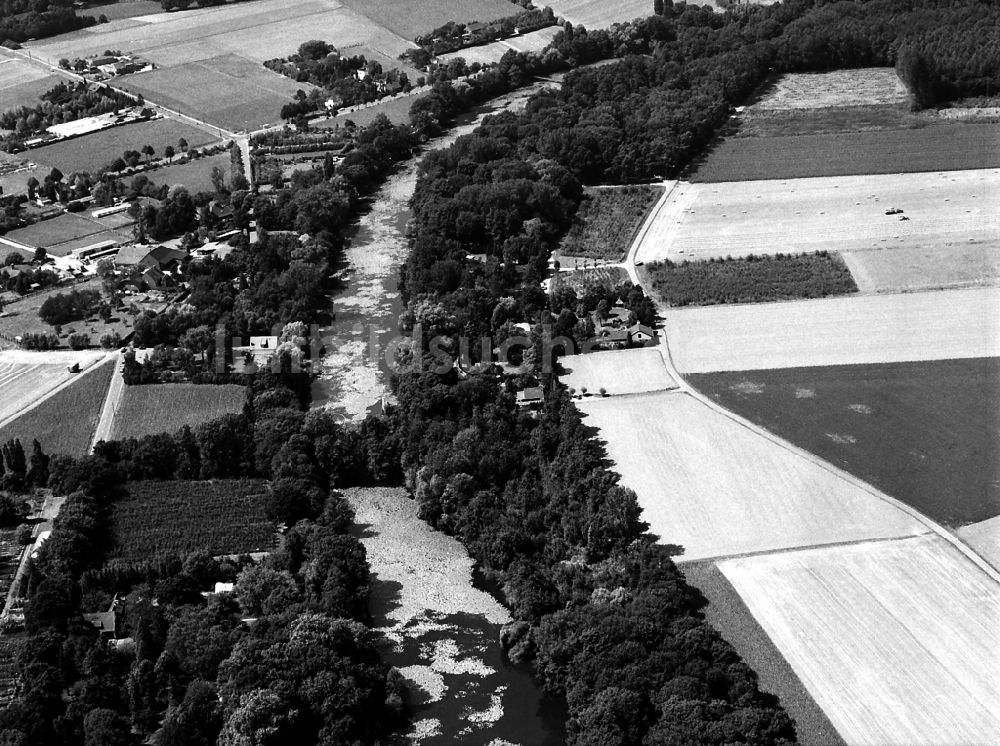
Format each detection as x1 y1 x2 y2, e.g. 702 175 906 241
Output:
66 52 154 81
593 303 656 349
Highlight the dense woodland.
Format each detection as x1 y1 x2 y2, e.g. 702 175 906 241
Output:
0 0 95 44
0 1 996 744
645 251 858 306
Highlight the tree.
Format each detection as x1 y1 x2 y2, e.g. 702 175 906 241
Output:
217 689 297 746
164 145 175 161
141 145 155 164
178 137 188 153
82 709 132 746
159 680 222 746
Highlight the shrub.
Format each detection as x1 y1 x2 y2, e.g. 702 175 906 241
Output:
68 332 90 350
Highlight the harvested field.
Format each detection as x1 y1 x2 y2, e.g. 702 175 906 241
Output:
665 287 1000 373
559 184 663 262
643 251 857 307
0 57 62 112
551 266 630 292
840 243 1000 293
681 561 845 746
733 105 938 139
110 479 275 560
690 123 1000 181
576 391 924 561
339 0 514 39
540 0 663 27
0 356 114 456
752 69 908 110
634 170 1000 264
691 358 1000 526
0 350 106 426
119 57 308 131
719 535 1000 746
29 116 216 174
958 516 1000 572
560 347 675 396
108 383 246 440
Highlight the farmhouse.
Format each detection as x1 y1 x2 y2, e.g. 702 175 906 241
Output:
114 244 186 272
628 323 656 343
82 597 121 637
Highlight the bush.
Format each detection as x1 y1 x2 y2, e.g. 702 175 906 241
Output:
100 332 124 349
38 288 101 326
19 332 60 350
68 332 90 350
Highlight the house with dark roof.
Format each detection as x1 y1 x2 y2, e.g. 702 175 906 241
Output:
628 324 656 344
83 597 121 637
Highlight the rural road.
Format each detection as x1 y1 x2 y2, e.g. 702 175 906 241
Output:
90 352 125 450
620 185 1000 583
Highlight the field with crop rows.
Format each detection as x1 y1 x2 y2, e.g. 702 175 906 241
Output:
0 357 114 456
561 347 674 397
576 391 923 561
840 242 1000 293
691 357 1000 526
108 383 246 441
753 69 909 110
643 251 856 307
551 266 630 291
110 479 276 560
680 562 845 746
689 123 1000 181
720 535 1000 746
29 117 216 175
558 185 663 261
0 351 105 425
665 287 1000 373
635 170 999 264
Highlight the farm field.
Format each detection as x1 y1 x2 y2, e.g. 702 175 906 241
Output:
138 152 230 193
108 383 246 441
339 0 515 38
502 26 561 53
576 391 924 562
634 170 1000 264
539 0 667 27
665 287 1000 373
2 213 113 254
558 184 664 262
0 56 62 112
0 357 114 456
719 535 1000 746
839 242 1000 293
551 266 630 291
437 41 511 67
681 562 845 746
958 516 1000 571
560 347 675 396
752 68 909 110
313 92 427 130
689 123 1000 181
0 351 107 426
89 0 162 21
690 357 1000 526
28 116 217 175
110 479 276 560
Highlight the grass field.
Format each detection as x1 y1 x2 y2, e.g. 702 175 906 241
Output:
0 351 106 425
689 123 1000 181
839 243 1000 293
560 347 675 396
681 561 845 746
644 251 857 307
2 213 125 254
0 56 62 112
720 535 1000 746
437 41 512 66
558 185 663 261
29 116 216 175
634 170 1000 264
0 357 114 456
665 287 1000 373
502 26 561 53
958 516 1000 571
751 69 909 110
576 391 924 561
691 357 1000 526
540 0 662 27
137 152 230 193
339 0 514 38
551 266 630 291
110 479 276 560
108 383 246 440
313 92 427 130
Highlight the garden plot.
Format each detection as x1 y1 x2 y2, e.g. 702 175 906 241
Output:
576 391 924 562
666 287 1000 373
560 348 675 396
719 535 1000 746
751 68 909 110
634 170 1000 264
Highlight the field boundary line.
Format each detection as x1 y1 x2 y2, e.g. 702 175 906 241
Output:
617 189 1000 586
0 353 114 433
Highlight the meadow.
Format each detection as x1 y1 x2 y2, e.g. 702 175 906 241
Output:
664 287 1000 373
634 169 1000 265
108 383 246 441
339 0 514 38
140 152 230 193
840 242 1000 294
558 185 663 261
643 250 857 307
720 535 1000 746
29 116 216 175
689 123 1000 181
110 479 276 560
576 391 923 561
690 357 1000 526
0 55 62 112
0 357 114 456
560 347 675 397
